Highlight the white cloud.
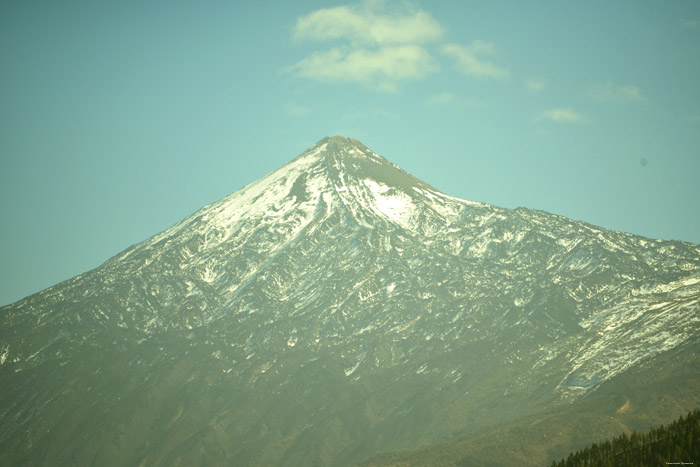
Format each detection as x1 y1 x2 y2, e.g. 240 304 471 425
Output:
427 91 455 106
285 102 311 116
526 80 545 93
290 2 443 92
589 82 644 102
536 108 587 123
289 45 438 92
293 3 444 46
680 19 699 29
442 41 509 80
290 3 512 91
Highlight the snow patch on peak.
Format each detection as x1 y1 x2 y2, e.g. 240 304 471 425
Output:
363 179 389 194
142 143 335 254
430 189 484 207
363 179 416 228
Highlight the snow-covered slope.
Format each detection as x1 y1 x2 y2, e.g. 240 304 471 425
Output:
1 136 699 466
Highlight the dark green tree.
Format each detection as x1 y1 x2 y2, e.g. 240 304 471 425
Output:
550 409 700 466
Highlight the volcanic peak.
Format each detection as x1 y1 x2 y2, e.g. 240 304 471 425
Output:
129 136 476 262
308 136 438 195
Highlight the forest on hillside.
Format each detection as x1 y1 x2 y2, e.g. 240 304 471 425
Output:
550 409 699 466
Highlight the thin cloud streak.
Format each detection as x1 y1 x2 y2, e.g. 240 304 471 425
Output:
442 41 509 80
289 45 438 92
427 91 455 106
589 82 645 102
285 102 311 116
526 80 545 93
536 108 587 123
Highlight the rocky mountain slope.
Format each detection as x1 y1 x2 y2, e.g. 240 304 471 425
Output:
1 136 699 466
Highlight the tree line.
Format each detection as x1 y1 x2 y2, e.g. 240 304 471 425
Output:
551 409 699 466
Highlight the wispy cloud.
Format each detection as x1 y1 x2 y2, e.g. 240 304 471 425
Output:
289 45 438 92
289 3 511 91
442 41 509 80
680 19 699 29
536 108 587 123
293 3 444 46
290 2 443 91
342 107 400 121
589 82 645 102
526 80 545 93
427 91 455 106
285 102 311 116
426 93 491 109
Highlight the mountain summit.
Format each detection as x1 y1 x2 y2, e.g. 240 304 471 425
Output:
164 135 465 243
1 137 699 466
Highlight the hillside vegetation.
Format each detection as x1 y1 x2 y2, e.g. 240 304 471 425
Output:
551 409 700 466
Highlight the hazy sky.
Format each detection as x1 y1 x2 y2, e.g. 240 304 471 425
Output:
2 0 699 306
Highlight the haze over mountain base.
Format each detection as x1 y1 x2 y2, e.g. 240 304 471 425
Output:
1 136 699 466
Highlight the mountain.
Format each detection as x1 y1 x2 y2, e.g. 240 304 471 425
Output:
1 136 699 466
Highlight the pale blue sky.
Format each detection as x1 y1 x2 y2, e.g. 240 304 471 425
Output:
2 0 699 306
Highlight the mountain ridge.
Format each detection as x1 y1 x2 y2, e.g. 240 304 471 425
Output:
1 136 698 466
